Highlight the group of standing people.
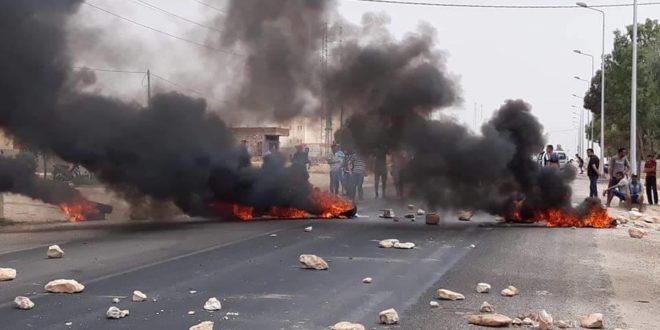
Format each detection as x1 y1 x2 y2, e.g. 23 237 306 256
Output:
328 144 410 202
582 146 657 210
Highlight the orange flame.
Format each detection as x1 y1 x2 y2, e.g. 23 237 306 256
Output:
536 207 612 228
210 189 354 220
59 198 99 222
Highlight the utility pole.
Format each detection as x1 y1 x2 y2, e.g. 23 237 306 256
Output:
322 22 331 156
147 69 151 109
631 0 638 174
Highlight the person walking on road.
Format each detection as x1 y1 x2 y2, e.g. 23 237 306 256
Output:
347 151 367 202
373 149 387 199
575 154 584 174
586 148 600 198
327 144 344 195
644 153 657 205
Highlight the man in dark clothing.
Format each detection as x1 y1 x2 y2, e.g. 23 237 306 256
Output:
575 154 584 174
586 148 600 198
543 145 559 168
290 145 310 172
373 150 387 199
644 153 657 205
238 140 251 169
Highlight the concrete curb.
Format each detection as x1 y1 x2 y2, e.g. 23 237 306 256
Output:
0 217 215 233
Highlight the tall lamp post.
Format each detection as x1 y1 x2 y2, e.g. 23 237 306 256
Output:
571 104 583 155
576 2 606 163
574 76 593 149
573 51 595 149
631 0 639 174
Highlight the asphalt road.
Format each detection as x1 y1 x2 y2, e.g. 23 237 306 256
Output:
0 197 618 330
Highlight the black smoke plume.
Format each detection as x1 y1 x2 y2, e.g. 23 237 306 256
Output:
0 0 319 216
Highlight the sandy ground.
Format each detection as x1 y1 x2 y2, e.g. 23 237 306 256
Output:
571 173 660 329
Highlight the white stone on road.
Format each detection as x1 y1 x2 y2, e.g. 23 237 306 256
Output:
437 289 465 300
476 283 491 293
429 301 440 308
331 321 366 330
106 306 129 319
393 242 415 249
44 279 84 293
304 226 313 232
537 309 554 330
556 320 575 328
299 254 329 270
203 297 222 311
0 267 17 281
362 277 372 284
628 228 646 239
479 301 494 313
132 290 147 302
378 308 399 324
189 321 214 330
580 313 604 328
416 209 426 215
512 318 522 326
14 296 35 310
500 285 518 297
379 239 399 248
468 314 513 327
188 311 196 315
112 297 120 304
47 245 64 258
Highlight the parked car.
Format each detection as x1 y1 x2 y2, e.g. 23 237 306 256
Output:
536 151 568 169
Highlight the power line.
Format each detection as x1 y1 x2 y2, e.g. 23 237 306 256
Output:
354 0 660 9
192 0 227 14
82 1 239 56
150 73 213 99
127 0 223 33
71 66 146 74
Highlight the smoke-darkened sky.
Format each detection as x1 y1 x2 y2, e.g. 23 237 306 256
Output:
69 0 660 152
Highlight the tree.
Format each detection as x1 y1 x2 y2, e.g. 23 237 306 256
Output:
583 19 660 160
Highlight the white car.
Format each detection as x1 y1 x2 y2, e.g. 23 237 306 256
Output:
536 151 568 169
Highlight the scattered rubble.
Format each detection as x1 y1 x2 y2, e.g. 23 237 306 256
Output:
522 317 536 326
362 277 372 284
379 239 399 248
0 267 17 281
437 289 465 300
425 213 440 225
65 322 72 326
393 242 415 249
476 283 491 293
112 298 120 304
512 318 522 326
269 234 278 237
106 306 129 319
417 209 426 215
580 313 603 328
500 285 518 297
404 213 415 219
479 301 494 313
378 308 399 324
628 228 646 239
380 209 395 218
203 297 222 311
628 210 643 220
429 301 440 308
45 279 84 293
468 314 513 327
132 290 147 302
189 290 197 294
47 245 64 258
536 310 554 330
331 321 366 330
408 204 414 210
189 321 214 330
188 311 196 315
304 226 313 232
14 296 35 310
556 320 574 328
458 210 474 221
299 254 329 270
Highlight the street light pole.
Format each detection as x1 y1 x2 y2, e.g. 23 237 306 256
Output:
576 2 606 165
573 50 595 149
574 76 591 151
571 104 583 155
631 0 638 174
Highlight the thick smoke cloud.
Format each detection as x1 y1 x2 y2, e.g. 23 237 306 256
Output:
220 0 332 120
0 0 317 216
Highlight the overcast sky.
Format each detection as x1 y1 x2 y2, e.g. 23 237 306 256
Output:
72 0 660 155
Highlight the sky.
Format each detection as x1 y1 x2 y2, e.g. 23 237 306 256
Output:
71 0 660 156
